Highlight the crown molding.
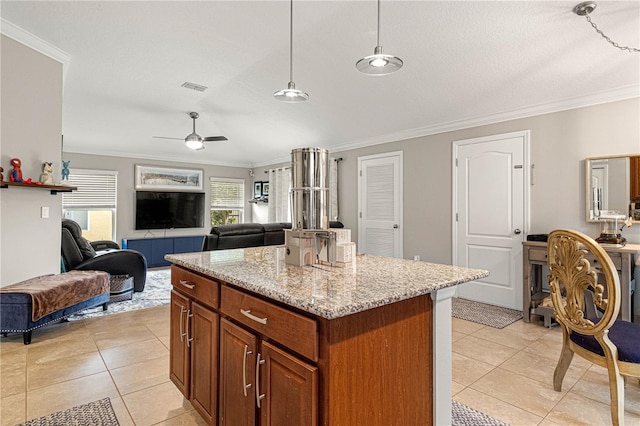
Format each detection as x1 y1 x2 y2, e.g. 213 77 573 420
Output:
65 147 253 169
1 18 71 88
252 87 638 168
326 86 640 154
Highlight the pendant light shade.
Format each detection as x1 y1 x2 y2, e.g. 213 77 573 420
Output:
356 0 403 75
274 81 309 102
274 0 309 102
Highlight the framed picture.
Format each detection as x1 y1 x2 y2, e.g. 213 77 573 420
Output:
254 181 263 198
262 182 269 196
135 165 203 191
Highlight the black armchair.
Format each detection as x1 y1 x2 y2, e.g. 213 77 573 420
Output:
61 219 147 292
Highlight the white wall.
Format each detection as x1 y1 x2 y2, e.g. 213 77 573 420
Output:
62 153 253 244
1 35 64 286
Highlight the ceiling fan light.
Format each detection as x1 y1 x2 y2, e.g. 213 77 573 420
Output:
185 133 204 150
274 81 309 102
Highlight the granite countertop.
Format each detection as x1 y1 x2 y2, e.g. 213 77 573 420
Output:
166 246 489 320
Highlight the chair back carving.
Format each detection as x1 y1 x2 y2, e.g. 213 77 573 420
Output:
547 229 620 336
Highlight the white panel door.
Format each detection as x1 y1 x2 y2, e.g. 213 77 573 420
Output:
358 152 403 258
453 132 529 310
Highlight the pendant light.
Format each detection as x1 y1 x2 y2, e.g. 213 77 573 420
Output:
356 0 403 75
274 0 309 102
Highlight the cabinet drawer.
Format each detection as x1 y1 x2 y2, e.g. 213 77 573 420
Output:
221 285 318 362
528 247 548 262
171 266 219 309
585 253 622 270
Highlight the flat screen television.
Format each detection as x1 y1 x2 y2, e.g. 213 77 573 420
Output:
135 191 205 230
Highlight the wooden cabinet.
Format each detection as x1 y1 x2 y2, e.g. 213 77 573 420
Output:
170 264 434 425
218 318 317 426
631 155 640 200
170 270 220 424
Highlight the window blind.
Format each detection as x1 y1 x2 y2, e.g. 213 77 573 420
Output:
210 178 245 209
62 169 118 208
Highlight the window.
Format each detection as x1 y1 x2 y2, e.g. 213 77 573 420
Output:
210 177 244 226
62 169 118 241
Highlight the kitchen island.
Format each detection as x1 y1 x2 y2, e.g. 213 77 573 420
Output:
166 247 489 425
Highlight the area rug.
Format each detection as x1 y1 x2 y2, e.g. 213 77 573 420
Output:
452 400 509 426
16 397 119 426
68 269 171 320
452 298 523 329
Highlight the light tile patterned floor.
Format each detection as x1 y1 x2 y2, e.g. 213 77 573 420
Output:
1 305 639 425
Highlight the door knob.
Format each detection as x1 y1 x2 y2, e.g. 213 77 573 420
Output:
393 224 399 229
514 229 522 235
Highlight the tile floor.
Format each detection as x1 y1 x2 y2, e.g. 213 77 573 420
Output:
1 305 639 425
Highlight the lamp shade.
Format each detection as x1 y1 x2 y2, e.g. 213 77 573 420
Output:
356 45 403 75
185 133 204 150
274 81 309 103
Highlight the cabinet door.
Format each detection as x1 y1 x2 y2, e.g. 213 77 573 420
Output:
190 302 219 424
631 156 640 200
259 341 317 426
170 290 190 397
219 318 257 426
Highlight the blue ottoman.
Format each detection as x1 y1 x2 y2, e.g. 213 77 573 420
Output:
0 271 110 344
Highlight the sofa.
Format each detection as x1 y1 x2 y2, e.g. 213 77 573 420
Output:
61 219 148 292
202 222 344 251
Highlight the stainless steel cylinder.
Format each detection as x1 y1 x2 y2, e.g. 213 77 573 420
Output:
291 148 329 230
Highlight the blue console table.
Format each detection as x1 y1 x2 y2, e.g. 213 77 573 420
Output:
122 236 205 268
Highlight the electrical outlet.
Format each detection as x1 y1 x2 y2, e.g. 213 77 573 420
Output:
41 206 49 219
413 255 420 261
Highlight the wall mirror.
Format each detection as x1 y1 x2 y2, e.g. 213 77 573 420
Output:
585 154 640 223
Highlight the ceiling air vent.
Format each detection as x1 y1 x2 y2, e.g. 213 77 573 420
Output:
181 82 208 92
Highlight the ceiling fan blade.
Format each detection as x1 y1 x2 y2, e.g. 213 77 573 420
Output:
203 136 228 142
152 136 184 141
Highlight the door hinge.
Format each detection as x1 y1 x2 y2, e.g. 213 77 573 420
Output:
514 165 523 169
359 212 362 218
455 158 458 167
456 213 458 221
359 170 362 177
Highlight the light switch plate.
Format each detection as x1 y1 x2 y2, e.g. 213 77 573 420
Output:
41 206 49 218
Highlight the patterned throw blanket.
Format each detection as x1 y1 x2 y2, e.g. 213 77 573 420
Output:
0 271 109 321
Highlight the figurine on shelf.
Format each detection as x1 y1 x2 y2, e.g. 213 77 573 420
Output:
61 160 70 181
39 162 54 185
0 166 4 182
9 158 23 183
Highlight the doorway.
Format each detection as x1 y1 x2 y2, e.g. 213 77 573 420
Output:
452 131 530 310
358 151 403 258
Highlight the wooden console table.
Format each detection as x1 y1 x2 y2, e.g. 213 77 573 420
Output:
523 241 639 325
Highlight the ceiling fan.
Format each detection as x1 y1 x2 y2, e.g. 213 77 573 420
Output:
153 112 227 151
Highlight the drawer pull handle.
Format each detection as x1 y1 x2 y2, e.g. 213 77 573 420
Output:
179 306 187 342
186 310 193 348
241 309 268 325
179 280 195 289
256 353 266 408
242 345 253 397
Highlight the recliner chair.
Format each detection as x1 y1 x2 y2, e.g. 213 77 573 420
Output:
61 219 147 292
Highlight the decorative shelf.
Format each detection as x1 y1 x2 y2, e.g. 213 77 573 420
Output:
1 181 77 195
249 197 269 204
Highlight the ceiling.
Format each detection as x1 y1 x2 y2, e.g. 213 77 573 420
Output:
1 1 638 168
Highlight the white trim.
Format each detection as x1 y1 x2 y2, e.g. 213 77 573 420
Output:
68 168 118 176
1 18 71 89
431 286 457 426
252 91 638 168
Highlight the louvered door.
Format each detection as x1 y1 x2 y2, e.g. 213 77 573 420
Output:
358 152 403 258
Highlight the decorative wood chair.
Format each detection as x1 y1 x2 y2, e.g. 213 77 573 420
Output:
547 229 640 426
